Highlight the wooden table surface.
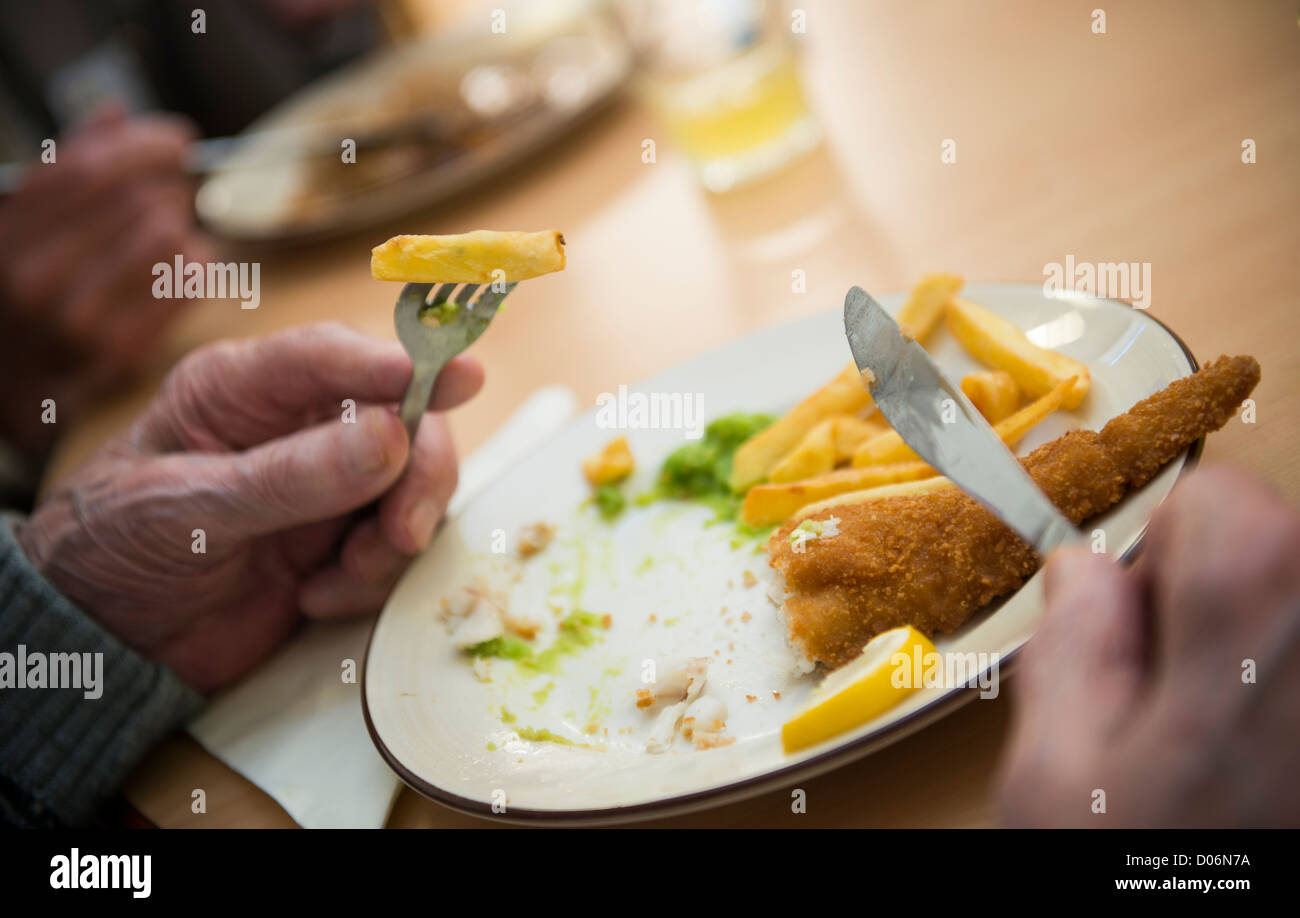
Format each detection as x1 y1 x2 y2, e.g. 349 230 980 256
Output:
46 0 1300 828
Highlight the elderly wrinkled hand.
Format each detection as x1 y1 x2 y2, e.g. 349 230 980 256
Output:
997 466 1300 827
18 322 483 693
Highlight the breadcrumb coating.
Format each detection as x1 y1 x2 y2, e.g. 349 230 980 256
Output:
769 355 1261 670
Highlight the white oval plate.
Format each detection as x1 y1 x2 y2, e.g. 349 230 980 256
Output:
363 284 1200 824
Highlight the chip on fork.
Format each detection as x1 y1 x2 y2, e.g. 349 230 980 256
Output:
393 280 516 442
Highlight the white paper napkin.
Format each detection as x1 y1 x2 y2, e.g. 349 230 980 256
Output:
187 385 579 828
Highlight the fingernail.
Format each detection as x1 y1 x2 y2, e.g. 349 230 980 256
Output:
405 498 441 549
347 413 393 477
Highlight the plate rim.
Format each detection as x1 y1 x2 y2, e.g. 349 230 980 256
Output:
362 291 1203 826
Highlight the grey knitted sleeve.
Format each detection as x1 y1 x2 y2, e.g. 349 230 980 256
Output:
0 516 204 827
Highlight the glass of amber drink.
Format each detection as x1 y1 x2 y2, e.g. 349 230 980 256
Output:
636 0 820 192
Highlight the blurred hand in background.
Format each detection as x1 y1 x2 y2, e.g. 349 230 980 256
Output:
0 104 211 461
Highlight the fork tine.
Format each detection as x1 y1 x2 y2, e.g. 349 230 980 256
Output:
391 276 520 443
473 281 517 309
398 282 434 307
395 283 434 337
470 280 514 315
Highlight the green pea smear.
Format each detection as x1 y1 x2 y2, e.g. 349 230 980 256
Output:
638 412 777 534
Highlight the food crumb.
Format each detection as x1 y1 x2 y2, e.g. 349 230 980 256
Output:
504 614 540 640
746 695 757 703
772 690 782 699
582 435 635 486
693 732 735 751
742 570 757 588
635 688 654 709
517 522 556 558
740 611 752 623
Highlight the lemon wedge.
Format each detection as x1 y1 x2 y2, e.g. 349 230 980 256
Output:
782 625 937 753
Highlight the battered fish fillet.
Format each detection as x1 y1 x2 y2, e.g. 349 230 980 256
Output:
768 355 1261 670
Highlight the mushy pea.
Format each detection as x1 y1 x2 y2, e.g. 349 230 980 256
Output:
466 610 609 674
639 412 775 520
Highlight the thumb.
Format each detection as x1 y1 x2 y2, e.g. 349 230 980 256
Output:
208 406 409 540
1015 547 1148 741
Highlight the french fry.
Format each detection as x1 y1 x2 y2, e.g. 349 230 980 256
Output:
742 461 935 526
961 370 1020 425
852 376 1076 467
945 296 1090 409
729 363 873 492
793 376 1076 522
791 476 954 523
894 272 964 343
582 436 635 486
371 230 566 283
838 412 890 451
768 415 887 484
994 376 1076 449
767 420 837 484
851 427 922 467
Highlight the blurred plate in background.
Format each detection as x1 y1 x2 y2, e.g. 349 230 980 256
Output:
197 0 631 243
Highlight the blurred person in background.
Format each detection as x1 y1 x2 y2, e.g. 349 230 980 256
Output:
0 0 383 507
0 0 381 145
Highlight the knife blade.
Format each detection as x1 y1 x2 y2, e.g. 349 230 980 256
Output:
843 285 1077 556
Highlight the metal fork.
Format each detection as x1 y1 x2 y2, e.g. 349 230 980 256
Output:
393 280 517 442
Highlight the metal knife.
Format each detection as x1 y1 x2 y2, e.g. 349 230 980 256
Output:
843 285 1077 556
